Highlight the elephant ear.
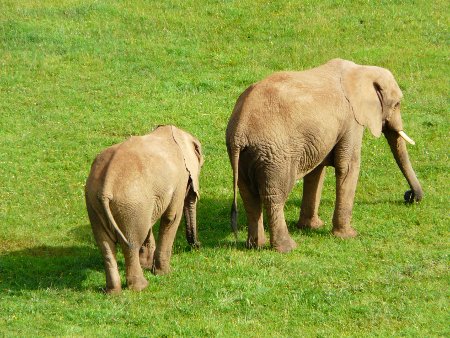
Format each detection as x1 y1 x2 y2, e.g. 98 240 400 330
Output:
171 126 203 199
342 65 388 138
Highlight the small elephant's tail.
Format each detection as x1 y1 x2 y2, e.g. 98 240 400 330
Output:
100 196 132 248
229 145 240 241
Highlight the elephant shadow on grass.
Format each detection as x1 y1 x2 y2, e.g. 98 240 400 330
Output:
284 185 412 239
195 195 336 247
284 196 335 238
194 194 374 247
3 192 388 293
173 196 235 251
0 243 104 293
0 197 236 293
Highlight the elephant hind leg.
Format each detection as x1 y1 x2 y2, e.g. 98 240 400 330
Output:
238 178 265 249
258 166 297 253
87 205 122 294
115 204 152 291
100 238 122 294
121 242 149 292
264 200 297 253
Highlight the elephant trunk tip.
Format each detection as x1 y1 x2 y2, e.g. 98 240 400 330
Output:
404 188 423 203
398 131 416 145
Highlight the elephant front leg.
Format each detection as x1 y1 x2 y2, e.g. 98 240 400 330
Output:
332 156 360 238
152 207 183 275
297 165 326 230
139 228 156 270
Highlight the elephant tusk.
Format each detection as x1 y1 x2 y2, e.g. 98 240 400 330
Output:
398 131 416 145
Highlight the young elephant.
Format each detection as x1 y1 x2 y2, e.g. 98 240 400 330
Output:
226 58 423 253
85 125 203 293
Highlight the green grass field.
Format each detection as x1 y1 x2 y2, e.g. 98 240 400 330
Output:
0 0 448 336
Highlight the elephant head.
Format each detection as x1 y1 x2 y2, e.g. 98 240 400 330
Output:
171 126 204 247
340 61 423 202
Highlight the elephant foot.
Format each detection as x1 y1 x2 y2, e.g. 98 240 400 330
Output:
139 252 154 270
332 226 357 239
152 262 171 276
246 235 266 249
105 286 122 294
139 245 155 270
272 236 297 253
152 267 170 276
140 261 152 270
297 216 324 230
127 275 149 292
189 241 201 249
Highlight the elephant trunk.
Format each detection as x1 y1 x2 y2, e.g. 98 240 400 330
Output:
383 128 423 203
184 189 200 248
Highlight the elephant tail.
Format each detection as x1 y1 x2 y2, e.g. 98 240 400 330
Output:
230 145 240 240
100 196 132 248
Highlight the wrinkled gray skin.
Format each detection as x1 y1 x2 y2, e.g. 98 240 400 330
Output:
85 125 203 293
226 59 423 253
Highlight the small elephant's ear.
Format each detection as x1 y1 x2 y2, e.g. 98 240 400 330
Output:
342 65 385 138
171 126 203 199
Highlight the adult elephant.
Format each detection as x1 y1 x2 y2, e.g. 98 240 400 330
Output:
226 58 423 253
85 125 203 293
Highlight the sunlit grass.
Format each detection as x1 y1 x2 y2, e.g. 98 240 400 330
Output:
0 0 448 336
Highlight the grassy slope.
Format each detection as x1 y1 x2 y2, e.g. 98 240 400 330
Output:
0 0 448 336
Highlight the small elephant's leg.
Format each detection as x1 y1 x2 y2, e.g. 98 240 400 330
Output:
97 236 121 294
114 206 152 291
99 238 122 293
139 228 156 270
87 205 122 293
332 149 361 238
121 242 149 291
297 165 326 230
238 179 265 248
152 206 183 275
